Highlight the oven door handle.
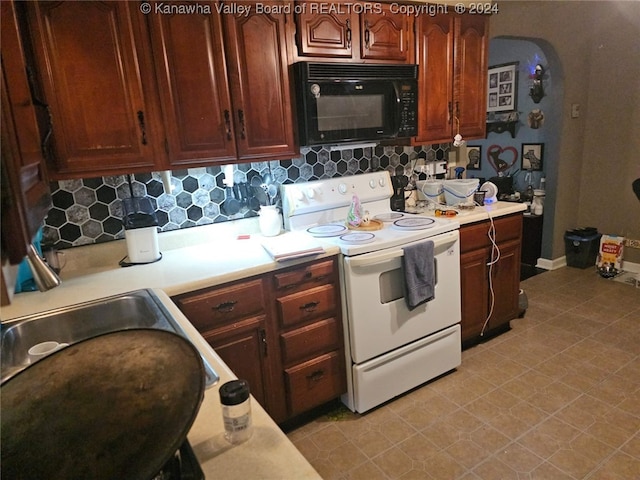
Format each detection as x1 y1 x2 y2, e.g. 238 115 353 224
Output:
346 230 459 268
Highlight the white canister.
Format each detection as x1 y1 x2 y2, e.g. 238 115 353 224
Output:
259 205 282 237
532 189 545 215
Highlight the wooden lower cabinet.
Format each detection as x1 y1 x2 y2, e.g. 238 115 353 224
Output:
172 256 346 424
460 214 523 346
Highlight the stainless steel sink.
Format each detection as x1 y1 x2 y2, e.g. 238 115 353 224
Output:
0 289 218 387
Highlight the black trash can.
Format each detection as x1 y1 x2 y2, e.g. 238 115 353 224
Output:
564 228 601 269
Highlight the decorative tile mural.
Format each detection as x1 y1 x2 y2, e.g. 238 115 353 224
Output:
43 144 449 249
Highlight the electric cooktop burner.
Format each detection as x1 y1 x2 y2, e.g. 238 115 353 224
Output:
392 217 436 230
373 212 404 222
306 224 348 237
339 232 376 244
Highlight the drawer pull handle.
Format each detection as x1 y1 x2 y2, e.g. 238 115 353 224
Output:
306 369 324 382
213 300 237 313
300 301 319 312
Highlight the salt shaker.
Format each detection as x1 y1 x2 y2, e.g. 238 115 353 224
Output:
219 379 252 444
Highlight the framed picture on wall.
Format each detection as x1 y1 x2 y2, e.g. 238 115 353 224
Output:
487 62 519 113
466 146 482 170
521 143 544 171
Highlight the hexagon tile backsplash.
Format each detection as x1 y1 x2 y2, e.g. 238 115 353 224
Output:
43 144 449 249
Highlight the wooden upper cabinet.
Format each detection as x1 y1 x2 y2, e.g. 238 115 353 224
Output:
26 1 164 179
292 1 413 63
414 13 488 144
223 5 297 161
1 0 51 265
147 5 237 166
414 14 455 145
454 14 488 139
294 8 353 58
360 3 411 62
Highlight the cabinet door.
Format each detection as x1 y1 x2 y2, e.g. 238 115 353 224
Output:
489 239 521 330
414 14 455 144
202 317 269 408
453 15 488 139
148 3 237 166
222 5 297 161
360 4 412 62
1 1 51 265
27 2 164 178
460 247 490 342
294 5 354 58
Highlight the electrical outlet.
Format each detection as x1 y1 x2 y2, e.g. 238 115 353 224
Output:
625 238 640 249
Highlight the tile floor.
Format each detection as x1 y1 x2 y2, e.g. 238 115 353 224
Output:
286 267 640 479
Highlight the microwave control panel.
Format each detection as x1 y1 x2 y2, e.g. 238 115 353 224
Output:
398 82 417 137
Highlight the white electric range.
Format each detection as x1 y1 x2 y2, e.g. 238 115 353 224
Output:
281 171 462 413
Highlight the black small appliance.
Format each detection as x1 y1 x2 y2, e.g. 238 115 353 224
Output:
489 176 514 199
294 62 418 146
390 175 408 211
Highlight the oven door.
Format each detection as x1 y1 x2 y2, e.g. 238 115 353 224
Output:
342 230 460 364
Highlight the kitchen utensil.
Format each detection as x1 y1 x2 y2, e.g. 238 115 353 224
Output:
243 182 260 210
222 186 241 215
1 329 205 480
266 183 278 204
233 183 245 208
252 185 269 206
249 174 264 188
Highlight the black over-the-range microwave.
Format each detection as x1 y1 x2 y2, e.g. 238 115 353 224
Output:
293 62 418 146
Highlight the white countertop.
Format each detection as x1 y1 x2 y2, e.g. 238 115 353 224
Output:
1 221 339 320
0 204 523 478
453 201 527 225
1 219 333 480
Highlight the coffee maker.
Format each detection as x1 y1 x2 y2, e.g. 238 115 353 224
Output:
390 175 408 211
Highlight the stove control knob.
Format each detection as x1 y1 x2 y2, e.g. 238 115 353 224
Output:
294 189 305 202
379 177 386 187
338 183 348 195
306 187 317 199
369 179 376 189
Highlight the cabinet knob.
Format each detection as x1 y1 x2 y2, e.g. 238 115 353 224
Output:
237 109 246 139
364 21 370 49
306 369 324 383
299 301 319 313
213 300 238 313
224 109 232 140
136 110 147 145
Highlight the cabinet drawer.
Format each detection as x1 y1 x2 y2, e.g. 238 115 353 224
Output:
494 214 523 244
280 317 341 365
273 259 334 291
285 351 346 416
276 284 336 328
460 213 523 253
173 279 265 332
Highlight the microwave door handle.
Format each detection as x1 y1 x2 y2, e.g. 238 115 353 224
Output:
347 231 458 268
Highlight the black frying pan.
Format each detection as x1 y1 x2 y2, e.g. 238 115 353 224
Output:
1 329 205 480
